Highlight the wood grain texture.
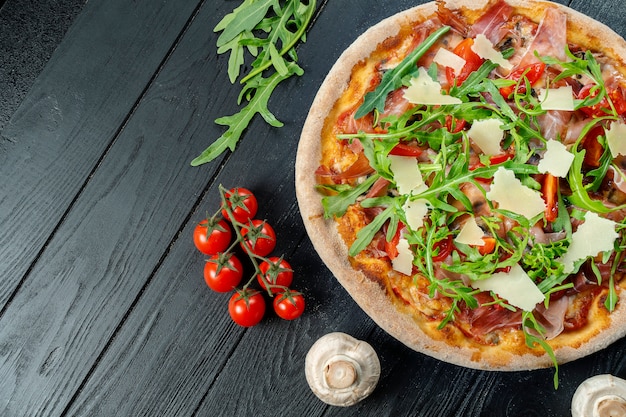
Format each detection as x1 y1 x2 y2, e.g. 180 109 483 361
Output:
0 0 215 415
0 0 86 131
1 0 626 416
0 0 205 311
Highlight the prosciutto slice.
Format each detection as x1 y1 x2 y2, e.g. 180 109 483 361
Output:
468 0 514 44
517 7 568 68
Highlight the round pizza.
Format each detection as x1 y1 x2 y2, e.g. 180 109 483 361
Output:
295 0 626 375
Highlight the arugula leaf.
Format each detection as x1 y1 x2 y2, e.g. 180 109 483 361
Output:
215 0 275 48
522 311 560 389
191 63 302 166
194 0 316 166
349 205 397 257
241 0 316 83
354 26 450 119
321 174 380 218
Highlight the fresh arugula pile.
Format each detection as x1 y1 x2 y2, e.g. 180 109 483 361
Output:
319 27 626 388
191 0 316 166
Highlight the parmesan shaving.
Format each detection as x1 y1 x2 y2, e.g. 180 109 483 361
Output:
433 47 466 74
470 34 513 70
455 217 485 246
403 199 429 231
606 120 626 158
467 118 504 155
392 238 414 276
538 86 575 111
404 67 462 105
388 155 427 195
485 167 546 219
558 212 619 274
537 139 574 178
472 264 544 311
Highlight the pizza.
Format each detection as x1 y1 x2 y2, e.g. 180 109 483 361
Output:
295 0 626 373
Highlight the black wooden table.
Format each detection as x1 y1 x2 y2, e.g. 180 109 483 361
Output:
2 0 626 416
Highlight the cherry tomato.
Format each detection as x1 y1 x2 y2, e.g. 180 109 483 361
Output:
432 234 454 262
578 84 626 117
193 219 232 255
228 290 266 327
221 187 259 223
445 115 467 133
241 219 277 257
273 291 305 321
203 253 243 292
445 38 484 86
499 62 545 98
257 257 293 294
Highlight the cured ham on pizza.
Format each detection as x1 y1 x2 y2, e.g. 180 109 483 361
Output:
295 0 626 382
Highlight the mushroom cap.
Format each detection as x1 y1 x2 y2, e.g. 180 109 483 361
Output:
305 332 381 407
571 374 626 417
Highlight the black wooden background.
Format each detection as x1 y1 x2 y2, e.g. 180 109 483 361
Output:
1 0 625 416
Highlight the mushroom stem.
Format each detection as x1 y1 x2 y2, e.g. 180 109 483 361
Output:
305 332 381 407
596 395 626 417
325 360 357 389
571 374 626 417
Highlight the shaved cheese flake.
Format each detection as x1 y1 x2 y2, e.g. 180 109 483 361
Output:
404 67 462 105
388 155 427 196
392 238 414 276
606 120 626 158
455 217 485 246
472 264 544 311
403 199 429 231
538 86 574 111
558 212 619 274
467 118 504 155
433 47 466 74
537 139 574 178
471 34 513 70
485 167 545 219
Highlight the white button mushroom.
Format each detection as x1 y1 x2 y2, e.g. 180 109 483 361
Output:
305 332 381 407
571 374 626 417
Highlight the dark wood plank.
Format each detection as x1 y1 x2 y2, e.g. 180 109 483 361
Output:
0 0 201 311
0 0 86 131
0 0 222 415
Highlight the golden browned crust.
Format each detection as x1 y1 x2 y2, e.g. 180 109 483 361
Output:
295 0 626 370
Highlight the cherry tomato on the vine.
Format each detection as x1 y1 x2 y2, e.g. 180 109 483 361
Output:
193 219 232 255
221 187 259 223
228 290 266 327
241 219 276 257
257 257 293 294
273 291 305 321
203 253 243 292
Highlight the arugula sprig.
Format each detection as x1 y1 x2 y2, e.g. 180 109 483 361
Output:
192 0 316 166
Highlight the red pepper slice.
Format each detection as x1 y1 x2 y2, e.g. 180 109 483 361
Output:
542 173 558 223
385 222 404 260
389 143 423 157
445 38 484 87
499 62 546 98
581 125 605 168
478 237 497 255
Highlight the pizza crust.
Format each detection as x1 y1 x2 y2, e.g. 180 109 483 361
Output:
295 0 626 370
